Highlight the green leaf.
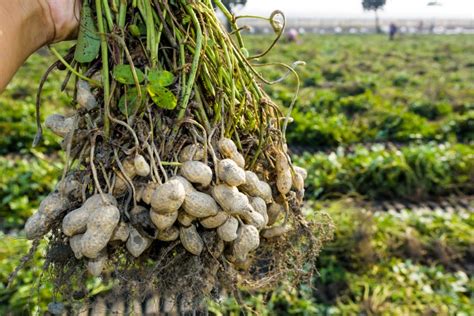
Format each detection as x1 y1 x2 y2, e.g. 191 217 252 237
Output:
148 70 175 87
118 88 141 116
113 65 145 85
147 85 177 110
74 1 100 63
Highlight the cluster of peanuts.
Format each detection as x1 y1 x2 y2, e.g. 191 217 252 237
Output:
24 114 307 277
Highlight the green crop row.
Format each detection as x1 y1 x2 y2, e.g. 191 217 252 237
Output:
286 92 473 147
244 34 474 147
0 154 62 230
294 142 474 200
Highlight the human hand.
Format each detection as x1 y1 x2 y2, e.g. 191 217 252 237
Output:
0 0 81 92
44 0 81 42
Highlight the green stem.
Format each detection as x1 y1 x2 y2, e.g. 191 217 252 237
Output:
118 0 127 29
144 0 157 66
96 0 111 138
176 31 186 101
49 47 100 86
102 0 115 31
169 1 203 141
195 87 211 132
181 2 203 111
213 0 245 49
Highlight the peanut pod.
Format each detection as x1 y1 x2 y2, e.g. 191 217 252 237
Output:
180 225 204 255
182 191 219 218
180 161 213 187
62 194 117 237
150 179 185 214
81 204 120 258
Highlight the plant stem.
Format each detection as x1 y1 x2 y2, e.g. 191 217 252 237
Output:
177 2 203 119
49 47 100 86
213 0 245 49
96 0 111 138
144 0 157 67
118 0 127 29
102 0 115 31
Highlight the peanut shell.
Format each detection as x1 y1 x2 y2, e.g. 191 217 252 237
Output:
182 191 219 218
217 159 246 186
134 154 151 177
25 192 71 240
157 226 179 241
179 225 204 255
45 114 75 138
150 180 185 214
250 197 269 227
277 168 292 195
230 152 245 168
233 224 260 261
179 144 205 162
150 210 178 231
294 166 308 180
267 202 284 226
87 250 107 276
69 234 84 259
178 211 195 227
212 184 252 216
142 182 160 205
170 176 195 194
239 171 272 203
180 161 213 187
81 204 120 258
218 138 237 157
200 211 229 229
262 225 291 238
217 216 239 242
110 222 130 242
126 227 152 257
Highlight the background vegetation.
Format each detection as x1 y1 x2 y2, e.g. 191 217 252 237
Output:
1 34 473 314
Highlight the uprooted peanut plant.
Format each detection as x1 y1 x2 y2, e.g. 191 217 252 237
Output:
18 0 333 307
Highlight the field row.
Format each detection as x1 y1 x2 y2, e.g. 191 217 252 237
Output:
246 35 474 147
296 142 473 200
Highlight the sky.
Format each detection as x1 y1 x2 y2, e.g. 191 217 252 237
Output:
238 0 474 19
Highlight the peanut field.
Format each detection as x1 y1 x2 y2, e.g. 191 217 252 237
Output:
1 34 473 315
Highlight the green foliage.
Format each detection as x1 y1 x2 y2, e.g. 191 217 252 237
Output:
118 87 142 115
0 154 62 229
296 143 474 199
247 35 474 146
112 65 145 84
148 69 175 87
409 101 452 120
312 201 474 315
147 85 177 110
0 236 53 314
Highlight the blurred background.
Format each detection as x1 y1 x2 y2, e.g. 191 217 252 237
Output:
0 0 473 314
